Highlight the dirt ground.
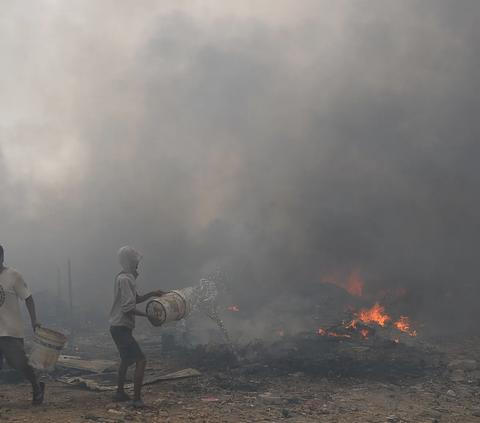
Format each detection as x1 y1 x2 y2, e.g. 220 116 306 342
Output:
1 333 480 423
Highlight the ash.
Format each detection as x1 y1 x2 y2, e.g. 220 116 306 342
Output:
3 281 480 422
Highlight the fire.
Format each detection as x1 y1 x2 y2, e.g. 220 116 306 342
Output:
345 271 364 297
279 332 284 337
345 321 357 329
355 302 391 327
395 339 399 343
228 306 239 312
347 303 422 339
318 329 351 338
393 316 418 336
76 347 80 351
395 316 410 333
323 269 364 297
333 332 351 338
354 305 420 336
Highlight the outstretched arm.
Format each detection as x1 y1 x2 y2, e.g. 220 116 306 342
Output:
136 290 166 304
25 296 41 330
119 279 162 326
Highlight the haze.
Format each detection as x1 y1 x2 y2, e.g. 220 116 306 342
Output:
1 1 479 324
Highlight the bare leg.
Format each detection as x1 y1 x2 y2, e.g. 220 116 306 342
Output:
133 358 147 402
116 360 129 395
22 365 39 393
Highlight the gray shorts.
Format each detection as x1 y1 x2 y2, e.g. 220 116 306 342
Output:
110 326 145 365
0 337 29 371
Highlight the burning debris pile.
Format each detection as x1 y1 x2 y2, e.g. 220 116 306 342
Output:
188 325 439 385
13 273 432 390
154 270 428 359
156 274 436 384
314 301 422 343
262 270 424 345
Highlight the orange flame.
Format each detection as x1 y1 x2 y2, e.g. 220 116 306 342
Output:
76 347 80 351
318 329 351 338
279 331 284 337
395 339 400 343
395 316 410 333
349 304 421 338
323 269 364 297
355 302 391 327
228 306 239 312
393 316 418 336
333 332 351 338
361 329 369 339
345 271 364 297
345 321 357 329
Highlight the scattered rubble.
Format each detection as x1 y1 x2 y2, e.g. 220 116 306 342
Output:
58 368 201 391
4 293 480 422
56 356 116 373
448 359 477 371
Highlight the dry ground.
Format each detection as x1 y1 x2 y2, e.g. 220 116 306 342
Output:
1 334 480 423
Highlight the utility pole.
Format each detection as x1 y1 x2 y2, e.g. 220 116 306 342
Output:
57 267 62 301
68 259 74 342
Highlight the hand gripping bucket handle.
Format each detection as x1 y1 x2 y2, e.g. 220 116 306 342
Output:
146 290 190 326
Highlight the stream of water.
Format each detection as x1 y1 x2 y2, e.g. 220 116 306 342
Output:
184 274 238 354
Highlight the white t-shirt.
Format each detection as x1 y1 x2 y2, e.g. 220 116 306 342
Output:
0 267 32 339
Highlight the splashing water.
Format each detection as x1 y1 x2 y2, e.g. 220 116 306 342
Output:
186 271 238 354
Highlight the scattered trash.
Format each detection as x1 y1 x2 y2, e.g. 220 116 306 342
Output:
58 368 201 391
57 356 116 374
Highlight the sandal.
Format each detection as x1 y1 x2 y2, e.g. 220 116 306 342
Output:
133 399 147 409
33 382 45 405
112 392 131 402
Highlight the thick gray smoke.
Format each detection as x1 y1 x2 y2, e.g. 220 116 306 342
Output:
1 1 479 327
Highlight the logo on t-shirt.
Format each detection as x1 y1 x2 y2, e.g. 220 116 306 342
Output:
0 285 5 307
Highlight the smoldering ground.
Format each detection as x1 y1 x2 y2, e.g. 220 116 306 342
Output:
1 1 480 331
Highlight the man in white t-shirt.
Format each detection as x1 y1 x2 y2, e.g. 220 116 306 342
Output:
0 245 45 405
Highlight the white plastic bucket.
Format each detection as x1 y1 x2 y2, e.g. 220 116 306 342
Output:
146 289 191 326
28 327 67 372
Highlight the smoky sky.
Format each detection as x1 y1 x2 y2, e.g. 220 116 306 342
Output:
1 1 480 316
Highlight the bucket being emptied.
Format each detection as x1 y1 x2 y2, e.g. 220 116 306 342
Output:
146 289 191 326
28 327 67 372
